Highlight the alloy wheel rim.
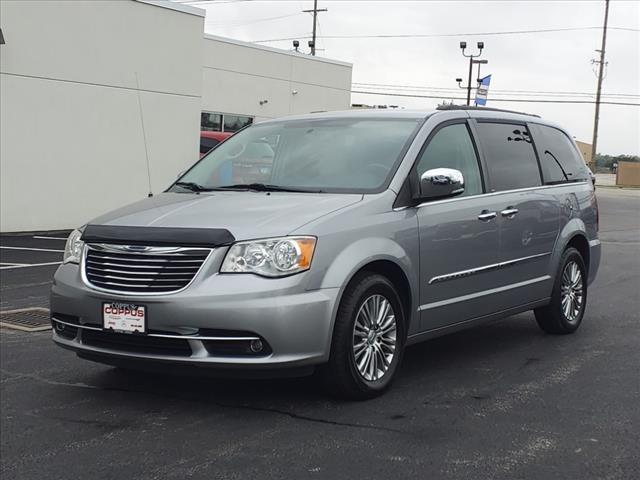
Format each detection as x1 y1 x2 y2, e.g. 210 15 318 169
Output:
352 294 397 382
561 261 584 322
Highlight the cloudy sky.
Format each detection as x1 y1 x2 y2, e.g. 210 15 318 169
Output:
180 0 639 156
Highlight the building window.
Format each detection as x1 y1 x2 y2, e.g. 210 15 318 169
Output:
224 115 253 132
201 111 254 133
201 112 222 132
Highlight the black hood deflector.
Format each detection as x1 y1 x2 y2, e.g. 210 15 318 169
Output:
82 225 235 247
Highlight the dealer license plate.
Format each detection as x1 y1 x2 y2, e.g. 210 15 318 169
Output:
103 302 146 334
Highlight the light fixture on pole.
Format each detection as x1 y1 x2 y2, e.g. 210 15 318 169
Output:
457 41 485 106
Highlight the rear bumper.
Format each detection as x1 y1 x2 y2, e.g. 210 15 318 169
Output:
50 263 340 370
588 239 601 285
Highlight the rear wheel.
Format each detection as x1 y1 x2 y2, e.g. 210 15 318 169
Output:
535 247 587 334
322 272 406 400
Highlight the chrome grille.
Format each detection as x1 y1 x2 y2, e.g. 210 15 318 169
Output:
83 244 211 294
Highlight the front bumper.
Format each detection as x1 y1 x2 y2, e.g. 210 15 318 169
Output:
50 261 340 370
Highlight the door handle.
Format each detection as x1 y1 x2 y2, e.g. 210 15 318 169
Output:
501 207 519 218
478 210 497 221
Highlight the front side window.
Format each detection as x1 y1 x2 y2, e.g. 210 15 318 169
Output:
416 123 483 197
475 122 541 192
530 124 590 184
172 118 421 193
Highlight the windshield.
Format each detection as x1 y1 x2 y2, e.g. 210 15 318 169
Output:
171 117 421 193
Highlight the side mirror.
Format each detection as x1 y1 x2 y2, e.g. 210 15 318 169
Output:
419 168 465 200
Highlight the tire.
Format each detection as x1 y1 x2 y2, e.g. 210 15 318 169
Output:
534 247 588 334
322 272 406 400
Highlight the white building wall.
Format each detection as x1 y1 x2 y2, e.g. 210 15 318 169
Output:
201 35 352 122
0 0 204 232
0 1 353 233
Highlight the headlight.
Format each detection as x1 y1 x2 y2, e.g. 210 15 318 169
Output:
63 229 84 264
221 236 316 277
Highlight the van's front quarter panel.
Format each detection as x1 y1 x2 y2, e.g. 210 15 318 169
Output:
298 192 422 336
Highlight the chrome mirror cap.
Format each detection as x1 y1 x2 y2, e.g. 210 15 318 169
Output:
419 168 465 200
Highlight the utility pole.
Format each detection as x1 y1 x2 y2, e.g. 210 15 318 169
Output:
303 0 327 56
590 0 610 170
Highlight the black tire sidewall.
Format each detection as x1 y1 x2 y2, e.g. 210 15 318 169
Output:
331 273 406 397
551 248 588 331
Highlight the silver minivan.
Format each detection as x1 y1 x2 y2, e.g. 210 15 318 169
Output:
51 107 601 399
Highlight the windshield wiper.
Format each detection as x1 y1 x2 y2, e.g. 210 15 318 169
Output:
215 183 324 193
173 181 214 192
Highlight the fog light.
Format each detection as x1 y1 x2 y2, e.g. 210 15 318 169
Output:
250 339 263 353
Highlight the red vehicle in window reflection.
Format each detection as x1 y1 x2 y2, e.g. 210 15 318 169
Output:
219 139 275 185
200 131 233 158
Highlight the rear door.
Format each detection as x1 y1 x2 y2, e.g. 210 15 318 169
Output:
415 121 509 331
472 120 561 309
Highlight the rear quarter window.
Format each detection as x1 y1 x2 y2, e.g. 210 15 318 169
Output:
529 124 590 184
474 122 541 192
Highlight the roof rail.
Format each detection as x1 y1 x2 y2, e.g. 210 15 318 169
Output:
436 104 541 118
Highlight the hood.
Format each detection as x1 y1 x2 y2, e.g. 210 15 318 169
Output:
89 191 362 241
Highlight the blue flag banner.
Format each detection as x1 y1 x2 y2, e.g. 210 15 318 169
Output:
475 75 491 106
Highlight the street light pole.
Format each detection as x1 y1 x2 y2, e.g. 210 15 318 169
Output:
466 55 474 106
459 42 484 106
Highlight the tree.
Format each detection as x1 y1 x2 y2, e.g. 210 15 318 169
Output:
594 153 639 169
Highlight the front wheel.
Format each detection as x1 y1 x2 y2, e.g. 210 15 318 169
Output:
534 247 587 334
322 272 406 400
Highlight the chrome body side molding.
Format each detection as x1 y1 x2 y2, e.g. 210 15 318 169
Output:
428 252 551 285
419 275 551 311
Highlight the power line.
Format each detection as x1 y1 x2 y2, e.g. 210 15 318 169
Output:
351 81 640 97
328 26 638 38
351 89 640 107
205 12 303 27
253 26 638 43
351 83 640 99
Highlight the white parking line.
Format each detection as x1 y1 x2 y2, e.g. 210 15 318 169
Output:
0 262 28 267
0 246 64 253
32 236 68 241
0 261 62 270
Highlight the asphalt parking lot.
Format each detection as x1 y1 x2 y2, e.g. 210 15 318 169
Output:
1 188 639 480
0 232 69 311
